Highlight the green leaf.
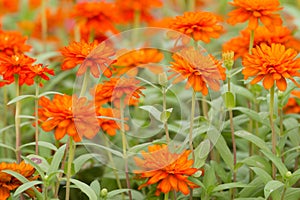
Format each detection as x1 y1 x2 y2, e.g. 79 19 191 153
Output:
194 139 210 168
264 180 284 199
261 150 288 177
235 130 269 152
251 167 272 184
7 95 35 105
223 91 235 108
107 189 144 199
230 83 255 101
139 105 162 121
0 143 16 152
20 141 58 151
78 142 123 158
17 115 35 120
69 178 98 200
208 129 234 169
2 170 43 199
38 91 63 98
48 144 66 175
283 118 300 147
212 182 250 192
160 108 173 122
233 107 270 127
90 180 101 196
13 181 42 196
203 165 216 194
242 156 271 174
23 155 49 179
73 153 103 173
284 188 300 200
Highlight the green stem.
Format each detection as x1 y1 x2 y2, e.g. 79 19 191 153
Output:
2 87 8 157
41 0 47 52
162 87 170 143
74 23 81 42
186 0 196 11
249 30 254 54
281 185 287 200
132 9 141 45
269 86 277 179
189 91 196 161
79 71 89 97
35 83 40 155
104 137 123 191
228 78 236 197
15 77 22 163
120 99 132 200
164 192 169 200
65 138 75 200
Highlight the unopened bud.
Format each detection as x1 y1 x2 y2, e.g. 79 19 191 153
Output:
222 51 234 70
158 72 168 87
100 188 108 198
285 171 292 178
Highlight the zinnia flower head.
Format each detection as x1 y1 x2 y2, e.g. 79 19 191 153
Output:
169 47 226 95
223 26 299 59
60 41 115 78
38 94 100 142
0 53 36 87
0 30 31 56
27 64 55 87
283 90 300 114
227 0 282 31
113 48 164 76
93 77 145 108
242 43 300 91
0 161 39 200
72 1 119 35
169 11 223 43
96 107 128 136
134 144 201 196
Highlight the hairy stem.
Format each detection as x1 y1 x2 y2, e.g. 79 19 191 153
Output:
269 86 277 179
15 77 22 163
163 87 170 143
65 138 75 200
2 87 8 157
35 84 40 155
120 100 132 200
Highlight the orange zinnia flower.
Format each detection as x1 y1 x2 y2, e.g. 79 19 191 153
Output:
116 0 162 24
242 43 300 91
227 0 282 30
0 161 39 200
72 1 119 35
0 53 36 87
113 48 164 76
283 90 300 114
0 30 31 56
60 41 115 78
223 26 299 59
38 94 99 142
169 11 223 43
0 0 19 15
169 47 226 95
27 64 55 87
93 77 145 108
134 144 200 196
96 107 128 136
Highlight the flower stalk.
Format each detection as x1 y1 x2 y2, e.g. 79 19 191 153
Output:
269 86 277 179
35 82 40 155
15 76 22 163
65 138 75 200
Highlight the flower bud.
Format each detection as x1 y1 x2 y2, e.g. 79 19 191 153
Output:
100 188 108 198
158 72 168 87
222 51 234 70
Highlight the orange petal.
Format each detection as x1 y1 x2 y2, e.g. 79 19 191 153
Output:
0 187 10 200
263 74 274 90
276 77 287 91
178 180 190 195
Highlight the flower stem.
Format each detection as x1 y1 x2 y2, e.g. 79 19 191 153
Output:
228 77 236 197
187 0 196 11
132 9 141 45
2 87 8 157
65 138 75 200
189 91 196 161
15 77 22 163
164 192 169 200
249 30 254 54
162 87 170 143
269 86 277 179
79 71 89 97
120 99 132 200
35 83 40 155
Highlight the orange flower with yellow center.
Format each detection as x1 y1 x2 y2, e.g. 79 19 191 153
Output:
38 94 99 142
113 48 164 76
169 11 223 43
242 43 300 91
0 161 38 200
60 41 115 78
92 77 145 108
283 90 300 114
227 0 282 30
169 47 226 95
134 144 200 196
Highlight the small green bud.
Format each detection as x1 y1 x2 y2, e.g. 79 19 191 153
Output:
100 188 108 198
222 51 234 70
285 171 292 178
158 72 168 87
